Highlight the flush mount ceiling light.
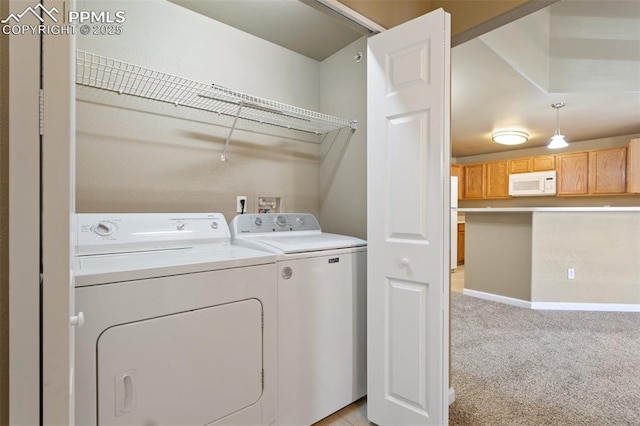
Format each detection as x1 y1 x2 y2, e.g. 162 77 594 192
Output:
548 101 569 149
491 130 529 145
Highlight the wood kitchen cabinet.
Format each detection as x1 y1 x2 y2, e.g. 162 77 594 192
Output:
463 163 485 199
557 147 627 196
628 139 640 193
588 147 627 194
508 157 532 174
532 155 556 171
557 152 589 195
461 161 508 199
485 160 509 198
509 155 556 173
457 223 465 265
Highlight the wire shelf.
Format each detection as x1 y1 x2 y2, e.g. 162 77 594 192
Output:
75 50 357 139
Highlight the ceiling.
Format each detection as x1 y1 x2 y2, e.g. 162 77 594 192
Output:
171 0 640 158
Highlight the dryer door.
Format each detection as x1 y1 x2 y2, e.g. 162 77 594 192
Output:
97 299 263 425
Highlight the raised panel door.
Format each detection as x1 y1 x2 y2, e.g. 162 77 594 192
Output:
628 139 640 193
532 155 556 171
367 9 450 425
588 147 627 194
486 161 509 198
508 157 532 174
457 223 465 265
463 163 485 199
557 152 589 195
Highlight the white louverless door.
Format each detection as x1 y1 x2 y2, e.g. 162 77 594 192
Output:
367 8 451 426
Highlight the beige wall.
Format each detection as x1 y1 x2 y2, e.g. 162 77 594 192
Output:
532 212 640 304
76 0 324 221
0 0 9 421
319 37 367 239
457 133 640 208
464 213 533 301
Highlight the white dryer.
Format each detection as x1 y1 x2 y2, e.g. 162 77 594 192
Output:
73 213 277 426
229 213 367 426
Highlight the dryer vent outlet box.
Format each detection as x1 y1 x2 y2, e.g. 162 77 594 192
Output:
257 197 282 214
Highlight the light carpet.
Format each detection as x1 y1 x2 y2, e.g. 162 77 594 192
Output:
449 292 640 426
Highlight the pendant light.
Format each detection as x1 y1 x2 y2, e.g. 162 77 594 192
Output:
548 102 568 149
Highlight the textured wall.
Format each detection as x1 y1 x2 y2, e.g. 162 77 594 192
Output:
76 0 323 220
532 212 640 303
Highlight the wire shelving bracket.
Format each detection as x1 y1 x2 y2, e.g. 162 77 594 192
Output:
75 50 357 160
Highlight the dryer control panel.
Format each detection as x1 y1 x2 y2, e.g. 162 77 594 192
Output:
231 213 321 235
76 213 229 255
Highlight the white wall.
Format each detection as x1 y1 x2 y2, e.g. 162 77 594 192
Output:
319 37 368 239
76 0 324 221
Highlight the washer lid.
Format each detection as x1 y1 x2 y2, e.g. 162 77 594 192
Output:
240 232 366 254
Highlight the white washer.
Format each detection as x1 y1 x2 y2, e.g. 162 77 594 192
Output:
74 213 277 426
230 213 367 425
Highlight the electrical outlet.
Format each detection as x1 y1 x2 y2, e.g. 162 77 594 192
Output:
568 268 575 280
236 196 247 213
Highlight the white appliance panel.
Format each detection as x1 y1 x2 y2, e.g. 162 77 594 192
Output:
451 176 458 271
242 233 366 254
76 264 277 426
76 213 229 255
230 213 367 425
277 250 367 425
74 213 277 426
98 300 263 426
74 245 275 286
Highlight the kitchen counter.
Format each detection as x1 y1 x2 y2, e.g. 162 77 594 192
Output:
461 209 640 311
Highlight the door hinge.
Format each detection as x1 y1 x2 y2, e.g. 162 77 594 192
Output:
39 89 44 136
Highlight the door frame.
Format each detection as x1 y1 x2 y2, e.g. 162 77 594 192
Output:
8 0 75 423
8 1 41 423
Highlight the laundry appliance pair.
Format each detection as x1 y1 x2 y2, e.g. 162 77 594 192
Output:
73 212 366 426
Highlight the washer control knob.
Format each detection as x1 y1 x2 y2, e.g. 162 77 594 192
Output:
211 221 218 230
276 215 287 227
296 216 305 226
177 222 186 231
253 217 263 227
93 221 115 236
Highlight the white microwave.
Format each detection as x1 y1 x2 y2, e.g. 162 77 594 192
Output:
508 171 557 196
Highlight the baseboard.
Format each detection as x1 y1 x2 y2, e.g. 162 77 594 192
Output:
462 289 532 309
531 302 640 312
462 289 640 312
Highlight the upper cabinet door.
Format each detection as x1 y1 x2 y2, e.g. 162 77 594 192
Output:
557 152 589 195
367 8 450 426
588 147 627 194
463 163 485 199
485 161 509 198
